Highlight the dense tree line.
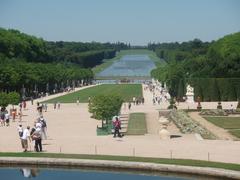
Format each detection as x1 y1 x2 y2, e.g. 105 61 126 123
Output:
0 27 130 99
0 28 131 67
0 58 93 98
150 32 240 101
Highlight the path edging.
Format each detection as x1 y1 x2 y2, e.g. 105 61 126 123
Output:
0 157 239 179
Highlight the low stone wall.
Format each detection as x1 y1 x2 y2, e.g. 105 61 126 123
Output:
168 110 216 139
0 157 239 179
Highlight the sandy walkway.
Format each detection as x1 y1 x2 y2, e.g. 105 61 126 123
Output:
0 84 240 164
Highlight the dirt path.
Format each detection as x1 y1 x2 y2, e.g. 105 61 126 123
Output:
188 112 237 140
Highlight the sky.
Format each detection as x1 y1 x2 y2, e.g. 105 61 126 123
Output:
0 0 239 45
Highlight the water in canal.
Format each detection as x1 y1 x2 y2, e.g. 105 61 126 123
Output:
96 55 156 78
0 167 220 180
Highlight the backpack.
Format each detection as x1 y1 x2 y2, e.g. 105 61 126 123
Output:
19 131 23 137
40 119 47 128
0 113 5 120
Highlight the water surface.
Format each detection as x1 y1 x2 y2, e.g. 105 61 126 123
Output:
0 167 193 180
97 55 156 77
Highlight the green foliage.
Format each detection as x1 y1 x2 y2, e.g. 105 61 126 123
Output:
0 59 94 96
0 27 134 96
88 94 123 121
0 91 20 108
189 78 239 102
8 92 20 105
177 79 186 100
0 92 9 108
151 32 240 101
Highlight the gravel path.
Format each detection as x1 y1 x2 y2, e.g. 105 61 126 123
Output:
0 84 240 164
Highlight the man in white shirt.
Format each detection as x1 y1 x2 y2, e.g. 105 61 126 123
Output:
21 126 31 152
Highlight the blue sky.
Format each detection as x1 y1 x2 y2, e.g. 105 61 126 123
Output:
0 0 239 45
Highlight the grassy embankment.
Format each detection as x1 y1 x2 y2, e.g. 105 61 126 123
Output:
127 113 147 135
43 84 142 103
0 152 240 171
203 116 240 138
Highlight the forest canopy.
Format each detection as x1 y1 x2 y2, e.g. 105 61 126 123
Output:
0 27 129 98
150 32 240 101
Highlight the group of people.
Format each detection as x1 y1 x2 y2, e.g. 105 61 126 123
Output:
132 96 145 105
18 115 47 152
0 101 26 127
148 83 170 105
0 108 10 127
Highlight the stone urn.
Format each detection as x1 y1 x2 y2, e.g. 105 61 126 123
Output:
158 116 170 139
158 116 169 126
159 126 170 139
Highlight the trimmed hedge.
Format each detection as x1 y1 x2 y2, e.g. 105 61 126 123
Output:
177 78 240 102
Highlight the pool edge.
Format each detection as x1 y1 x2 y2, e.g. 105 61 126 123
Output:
0 157 239 179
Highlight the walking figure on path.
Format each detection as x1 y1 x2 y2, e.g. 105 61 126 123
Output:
113 117 123 138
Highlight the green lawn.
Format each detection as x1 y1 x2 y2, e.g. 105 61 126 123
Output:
43 84 142 103
203 117 240 129
229 129 240 138
203 116 240 138
0 152 240 171
127 113 147 135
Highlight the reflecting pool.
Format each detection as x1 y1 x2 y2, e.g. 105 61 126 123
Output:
97 55 156 77
0 167 214 180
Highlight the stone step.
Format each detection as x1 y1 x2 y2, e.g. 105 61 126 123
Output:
111 129 127 133
120 124 128 128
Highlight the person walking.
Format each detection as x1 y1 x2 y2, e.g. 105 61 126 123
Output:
21 126 31 152
57 102 61 109
17 124 23 138
31 97 34 105
128 102 131 110
39 116 47 140
113 117 123 138
5 111 10 126
31 125 42 152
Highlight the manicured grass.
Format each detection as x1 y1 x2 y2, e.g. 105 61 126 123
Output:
0 152 240 171
229 129 240 138
203 116 240 139
204 117 240 129
43 84 142 103
127 113 147 135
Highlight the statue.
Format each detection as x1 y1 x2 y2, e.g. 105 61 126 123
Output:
186 84 194 103
186 85 194 95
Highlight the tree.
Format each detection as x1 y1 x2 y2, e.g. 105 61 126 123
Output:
88 94 123 129
8 92 20 108
0 92 9 108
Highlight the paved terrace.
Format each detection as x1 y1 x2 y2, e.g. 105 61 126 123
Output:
0 84 239 164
